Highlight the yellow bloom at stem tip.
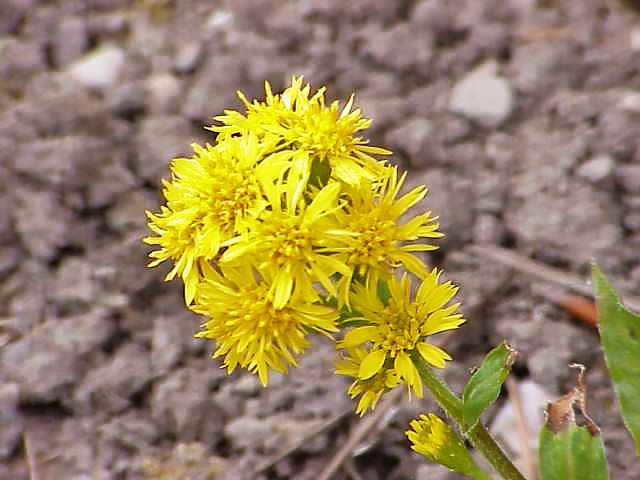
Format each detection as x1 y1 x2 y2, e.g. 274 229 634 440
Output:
211 76 391 186
192 264 339 386
336 270 465 406
143 134 274 304
335 347 401 415
406 413 487 477
406 413 450 459
220 181 350 309
330 165 443 307
143 75 459 393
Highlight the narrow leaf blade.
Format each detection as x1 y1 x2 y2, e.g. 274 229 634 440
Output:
462 342 517 433
592 263 640 455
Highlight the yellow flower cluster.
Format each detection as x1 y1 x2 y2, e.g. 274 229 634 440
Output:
406 414 488 478
144 76 464 409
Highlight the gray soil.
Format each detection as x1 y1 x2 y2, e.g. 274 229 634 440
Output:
1 1 639 479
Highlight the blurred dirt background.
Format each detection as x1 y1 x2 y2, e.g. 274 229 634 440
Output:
1 0 640 479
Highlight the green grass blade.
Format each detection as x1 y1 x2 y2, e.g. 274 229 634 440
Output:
592 263 640 456
462 342 517 433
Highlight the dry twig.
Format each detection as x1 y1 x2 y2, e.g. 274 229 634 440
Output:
252 407 353 475
469 244 640 313
317 388 404 480
505 377 537 480
24 432 40 480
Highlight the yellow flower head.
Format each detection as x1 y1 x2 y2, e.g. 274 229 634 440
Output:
211 76 391 185
192 264 339 386
144 134 276 304
143 76 462 394
330 165 443 306
220 181 351 308
337 270 465 399
406 413 487 477
335 347 401 415
406 413 450 459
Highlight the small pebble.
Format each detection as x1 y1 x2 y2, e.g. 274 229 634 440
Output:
616 165 640 194
575 155 615 184
449 61 514 127
173 42 203 73
67 44 125 89
618 92 640 114
630 27 640 51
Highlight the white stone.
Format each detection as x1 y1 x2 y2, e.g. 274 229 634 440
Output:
576 155 615 183
449 61 514 127
630 27 640 51
618 92 640 114
491 380 551 457
67 44 125 89
146 73 181 113
206 9 233 32
174 42 203 73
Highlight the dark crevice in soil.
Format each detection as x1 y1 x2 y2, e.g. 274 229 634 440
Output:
128 278 174 311
215 436 233 458
20 398 73 418
47 244 86 268
130 382 153 409
101 327 131 355
353 448 400 479
435 27 470 49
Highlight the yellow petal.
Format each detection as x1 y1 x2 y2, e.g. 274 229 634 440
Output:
359 349 386 380
272 270 294 309
341 326 379 347
394 352 414 383
416 342 452 368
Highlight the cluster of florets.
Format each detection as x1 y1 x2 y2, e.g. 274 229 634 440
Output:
144 77 465 414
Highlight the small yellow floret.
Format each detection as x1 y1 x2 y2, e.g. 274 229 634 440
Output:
192 265 339 386
211 76 390 186
337 271 464 403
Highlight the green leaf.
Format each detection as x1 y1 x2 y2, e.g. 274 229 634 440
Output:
308 157 331 188
539 423 608 480
462 342 517 433
592 263 640 456
377 279 391 305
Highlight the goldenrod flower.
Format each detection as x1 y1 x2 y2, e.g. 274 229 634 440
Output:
143 76 464 397
335 347 401 415
144 134 276 304
406 413 451 459
406 413 488 478
192 264 339 386
330 166 443 306
220 181 351 308
337 271 464 399
211 76 391 185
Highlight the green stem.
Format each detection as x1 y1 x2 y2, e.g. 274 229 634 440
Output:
471 466 495 480
411 351 527 480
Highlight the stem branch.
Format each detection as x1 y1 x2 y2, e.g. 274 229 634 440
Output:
411 351 527 480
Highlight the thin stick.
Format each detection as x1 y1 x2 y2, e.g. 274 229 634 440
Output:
253 407 353 474
24 433 40 480
412 352 526 480
469 244 640 313
344 458 366 480
317 387 404 480
505 376 536 479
